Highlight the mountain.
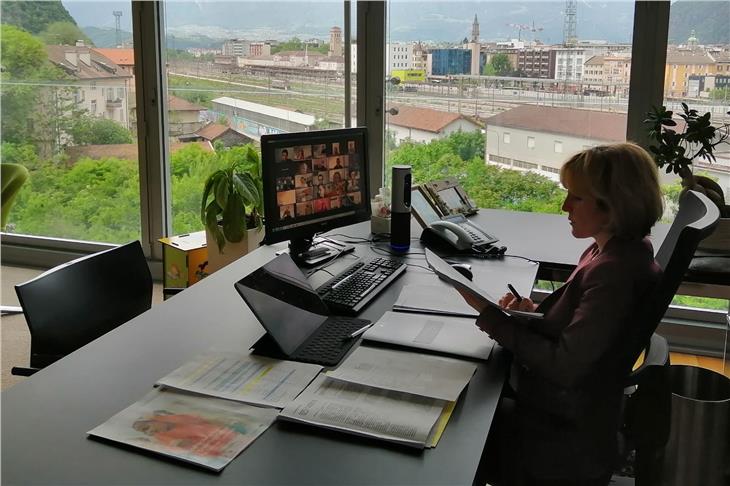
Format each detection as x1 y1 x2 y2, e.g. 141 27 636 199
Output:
668 0 730 45
83 26 133 48
2 0 77 34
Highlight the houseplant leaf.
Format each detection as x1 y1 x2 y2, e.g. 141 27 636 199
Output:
222 191 246 244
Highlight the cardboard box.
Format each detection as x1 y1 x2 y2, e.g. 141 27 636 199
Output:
158 231 209 290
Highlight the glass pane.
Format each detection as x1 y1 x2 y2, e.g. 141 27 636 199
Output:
660 2 730 312
1 1 140 243
385 1 637 213
163 1 353 236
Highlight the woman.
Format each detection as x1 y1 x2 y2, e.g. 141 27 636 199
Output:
465 143 664 485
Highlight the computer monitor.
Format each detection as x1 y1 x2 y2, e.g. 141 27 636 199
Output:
260 127 370 262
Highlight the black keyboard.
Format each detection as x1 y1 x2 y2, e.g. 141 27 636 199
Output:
293 316 370 366
317 257 406 315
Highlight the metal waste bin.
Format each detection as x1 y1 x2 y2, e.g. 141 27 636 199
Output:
662 365 730 486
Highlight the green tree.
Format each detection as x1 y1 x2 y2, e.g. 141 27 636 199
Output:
40 21 92 46
709 87 729 101
68 116 134 145
489 53 512 75
1 1 76 35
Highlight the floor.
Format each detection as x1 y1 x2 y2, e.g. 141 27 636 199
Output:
1 265 727 391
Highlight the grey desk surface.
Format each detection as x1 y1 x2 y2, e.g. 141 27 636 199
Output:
1 219 542 486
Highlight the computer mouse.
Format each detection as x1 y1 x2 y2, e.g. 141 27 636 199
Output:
450 263 473 281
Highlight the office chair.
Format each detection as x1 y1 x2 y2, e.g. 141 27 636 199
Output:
11 241 152 376
615 190 719 485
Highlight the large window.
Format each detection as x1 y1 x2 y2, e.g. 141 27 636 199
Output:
1 1 140 245
162 1 357 236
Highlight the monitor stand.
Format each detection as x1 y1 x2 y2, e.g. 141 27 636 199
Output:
288 236 355 266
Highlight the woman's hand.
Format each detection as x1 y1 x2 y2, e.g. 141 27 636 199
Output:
498 292 537 312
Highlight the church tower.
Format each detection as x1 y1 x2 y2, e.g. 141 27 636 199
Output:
469 14 481 75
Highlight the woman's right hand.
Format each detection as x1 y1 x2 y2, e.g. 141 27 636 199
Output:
498 293 537 312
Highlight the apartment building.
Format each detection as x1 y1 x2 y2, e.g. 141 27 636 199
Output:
664 50 717 97
46 43 132 129
387 43 415 74
222 39 251 57
516 48 553 78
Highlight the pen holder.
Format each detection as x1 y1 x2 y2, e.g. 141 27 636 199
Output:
371 215 391 235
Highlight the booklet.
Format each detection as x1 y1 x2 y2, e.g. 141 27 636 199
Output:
156 352 322 409
425 248 544 320
88 388 278 472
279 346 477 449
393 284 479 318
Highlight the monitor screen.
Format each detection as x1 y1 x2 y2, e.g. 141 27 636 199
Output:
261 127 370 245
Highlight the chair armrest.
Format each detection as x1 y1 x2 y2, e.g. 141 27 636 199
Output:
625 333 670 388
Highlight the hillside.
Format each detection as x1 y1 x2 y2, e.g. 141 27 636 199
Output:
668 0 730 44
0 0 76 34
83 26 133 48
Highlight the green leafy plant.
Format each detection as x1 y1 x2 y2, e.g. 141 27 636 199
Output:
645 103 730 214
200 145 263 252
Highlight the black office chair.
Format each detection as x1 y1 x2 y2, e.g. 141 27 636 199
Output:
11 241 152 376
615 190 719 485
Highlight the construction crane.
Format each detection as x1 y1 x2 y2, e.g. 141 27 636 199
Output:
507 23 531 41
113 11 123 47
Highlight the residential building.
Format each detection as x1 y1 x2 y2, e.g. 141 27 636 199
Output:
387 43 415 74
46 43 132 129
485 105 626 179
249 42 271 57
222 39 251 57
664 50 717 97
183 123 254 147
386 104 481 144
516 48 553 78
167 95 205 136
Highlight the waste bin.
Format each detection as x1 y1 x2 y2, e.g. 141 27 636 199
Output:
662 365 730 486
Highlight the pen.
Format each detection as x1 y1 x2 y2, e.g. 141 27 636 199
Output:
507 284 523 303
345 323 373 340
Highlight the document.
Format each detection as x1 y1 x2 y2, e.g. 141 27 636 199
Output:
393 284 479 318
88 388 277 472
279 375 446 449
425 248 544 319
364 311 495 360
156 352 322 409
326 346 477 402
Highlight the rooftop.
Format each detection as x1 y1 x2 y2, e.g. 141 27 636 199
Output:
46 45 131 80
91 48 135 67
486 105 626 142
211 97 315 126
168 95 205 112
387 104 472 133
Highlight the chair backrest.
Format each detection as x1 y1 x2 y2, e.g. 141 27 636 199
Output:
633 190 719 352
1 163 29 230
15 240 152 369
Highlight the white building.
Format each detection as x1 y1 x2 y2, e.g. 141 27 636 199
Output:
222 39 251 57
387 104 481 145
387 43 416 74
46 43 132 129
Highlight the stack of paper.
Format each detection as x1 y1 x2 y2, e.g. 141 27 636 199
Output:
364 310 495 360
88 388 277 472
279 346 477 448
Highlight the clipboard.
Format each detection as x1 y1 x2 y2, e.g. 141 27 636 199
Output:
424 248 544 320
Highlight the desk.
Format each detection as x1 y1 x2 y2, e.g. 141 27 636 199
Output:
1 220 539 485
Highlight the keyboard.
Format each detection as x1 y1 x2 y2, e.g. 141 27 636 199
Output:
293 316 371 366
317 257 406 315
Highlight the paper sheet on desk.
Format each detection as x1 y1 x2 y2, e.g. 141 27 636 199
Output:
394 284 479 318
279 375 446 449
425 248 544 320
364 311 495 360
326 346 477 402
156 352 322 409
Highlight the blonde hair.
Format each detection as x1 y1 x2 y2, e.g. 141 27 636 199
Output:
560 142 663 239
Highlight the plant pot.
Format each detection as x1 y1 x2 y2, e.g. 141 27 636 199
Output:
205 226 264 273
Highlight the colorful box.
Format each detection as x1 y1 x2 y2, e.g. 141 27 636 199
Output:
159 231 209 291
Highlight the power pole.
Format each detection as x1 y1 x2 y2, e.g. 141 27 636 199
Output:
113 11 123 47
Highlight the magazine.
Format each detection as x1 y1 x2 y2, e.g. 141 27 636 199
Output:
88 388 277 471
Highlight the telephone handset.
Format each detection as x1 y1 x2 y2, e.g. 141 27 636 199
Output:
429 215 497 250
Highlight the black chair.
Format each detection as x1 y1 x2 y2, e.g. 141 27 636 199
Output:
11 241 152 376
616 190 720 485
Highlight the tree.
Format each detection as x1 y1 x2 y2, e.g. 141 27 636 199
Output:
40 21 92 46
68 116 134 145
1 1 77 35
489 53 512 76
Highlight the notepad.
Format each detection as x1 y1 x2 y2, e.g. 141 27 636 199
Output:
393 284 479 317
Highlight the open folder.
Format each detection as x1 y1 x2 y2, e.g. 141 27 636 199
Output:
424 248 543 320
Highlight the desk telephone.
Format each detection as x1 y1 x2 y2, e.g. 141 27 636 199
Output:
410 184 498 251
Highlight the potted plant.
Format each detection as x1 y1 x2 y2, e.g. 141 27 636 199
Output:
201 144 264 272
644 103 730 217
